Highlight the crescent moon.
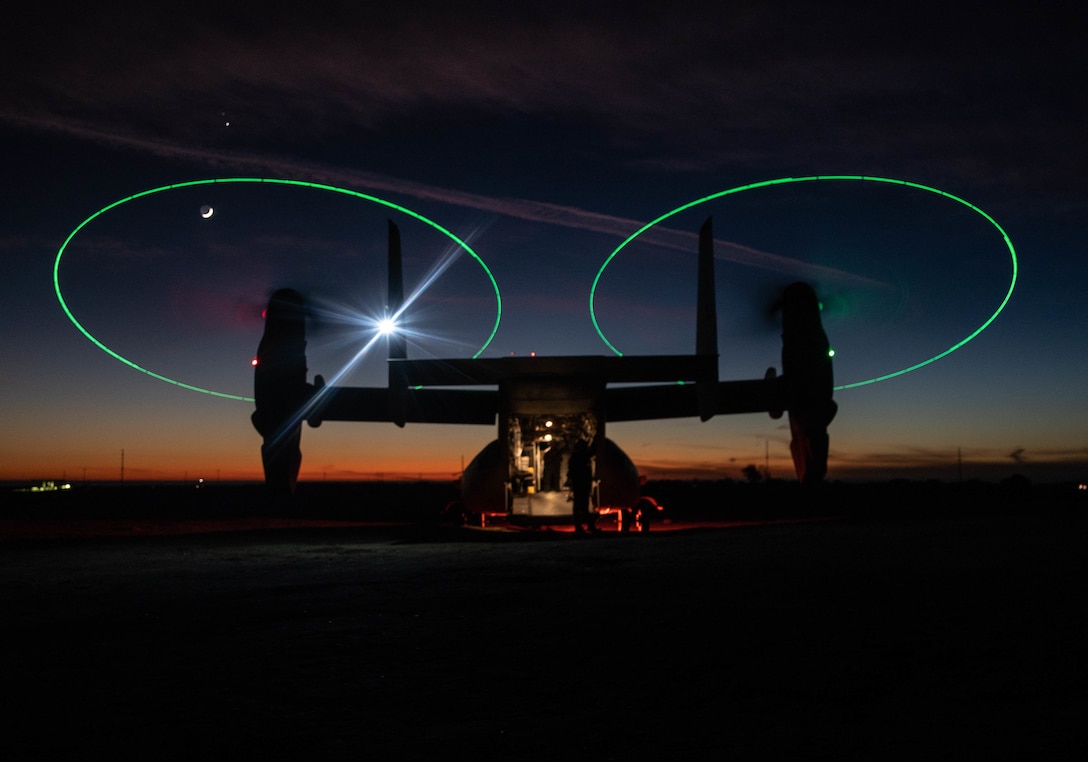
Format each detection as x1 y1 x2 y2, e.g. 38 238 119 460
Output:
200 205 214 219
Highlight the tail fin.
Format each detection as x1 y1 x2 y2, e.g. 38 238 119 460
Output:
696 217 719 421
697 217 718 357
387 220 407 426
387 220 406 361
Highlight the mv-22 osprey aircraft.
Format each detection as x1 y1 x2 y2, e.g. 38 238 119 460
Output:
251 219 837 528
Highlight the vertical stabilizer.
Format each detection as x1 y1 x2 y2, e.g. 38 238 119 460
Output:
387 220 407 426
697 217 719 421
697 217 718 357
387 220 406 361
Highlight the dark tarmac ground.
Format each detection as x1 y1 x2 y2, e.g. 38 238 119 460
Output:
2 484 1086 760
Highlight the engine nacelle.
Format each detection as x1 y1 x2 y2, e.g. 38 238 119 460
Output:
780 282 837 484
252 288 313 495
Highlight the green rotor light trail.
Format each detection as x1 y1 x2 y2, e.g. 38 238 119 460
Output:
589 175 1018 391
54 178 502 402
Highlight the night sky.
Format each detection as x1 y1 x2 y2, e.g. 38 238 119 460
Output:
2 2 1086 484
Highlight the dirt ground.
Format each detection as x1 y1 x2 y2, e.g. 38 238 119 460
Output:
3 509 1086 760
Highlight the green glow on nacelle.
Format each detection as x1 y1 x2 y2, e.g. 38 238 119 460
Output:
589 175 1018 391
54 178 502 402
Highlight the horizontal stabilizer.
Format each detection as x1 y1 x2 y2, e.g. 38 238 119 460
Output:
391 355 717 387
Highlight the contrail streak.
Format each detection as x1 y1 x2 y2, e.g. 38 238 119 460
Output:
10 111 885 287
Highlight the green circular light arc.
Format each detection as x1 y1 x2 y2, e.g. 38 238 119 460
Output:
589 175 1018 391
54 178 502 402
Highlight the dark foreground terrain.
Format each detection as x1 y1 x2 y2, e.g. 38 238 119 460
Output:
2 483 1086 759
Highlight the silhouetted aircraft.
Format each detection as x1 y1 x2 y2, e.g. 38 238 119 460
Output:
252 219 837 527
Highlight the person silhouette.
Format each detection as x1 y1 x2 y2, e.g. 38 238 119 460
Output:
566 439 595 534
